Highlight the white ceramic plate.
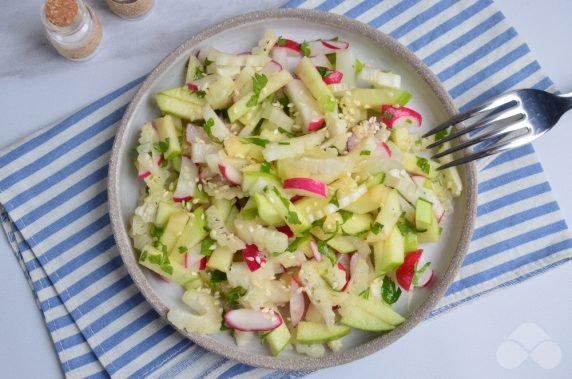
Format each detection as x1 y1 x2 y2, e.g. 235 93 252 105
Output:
109 9 477 371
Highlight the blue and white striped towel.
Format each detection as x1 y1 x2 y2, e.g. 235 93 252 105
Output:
1 0 571 377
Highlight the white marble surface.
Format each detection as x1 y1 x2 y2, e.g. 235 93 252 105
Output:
1 1 571 378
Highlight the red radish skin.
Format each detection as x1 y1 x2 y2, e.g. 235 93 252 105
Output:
323 71 343 84
187 83 199 92
242 244 266 272
261 60 283 76
290 278 306 326
224 309 283 332
307 118 325 131
218 163 242 185
185 246 207 272
381 105 422 129
276 39 301 54
283 177 327 198
379 141 392 157
438 210 446 224
138 171 151 180
321 40 349 50
417 268 434 288
337 262 350 291
309 240 323 262
276 225 294 239
290 195 304 203
173 157 198 202
396 250 423 291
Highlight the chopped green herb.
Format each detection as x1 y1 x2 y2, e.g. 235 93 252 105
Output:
139 250 148 262
220 321 231 331
339 210 353 223
203 118 221 144
416 156 431 175
396 222 414 236
371 222 384 235
326 53 336 66
287 211 301 225
209 269 227 284
241 137 269 147
329 190 339 208
204 57 214 67
354 58 364 76
226 286 246 305
330 36 339 41
435 128 449 141
150 225 164 240
412 262 431 286
278 141 290 145
359 287 370 299
193 90 207 99
278 127 295 138
161 264 173 275
276 36 287 46
360 150 371 156
178 246 188 254
200 237 217 256
260 161 271 173
300 41 311 57
153 139 169 153
194 67 204 80
381 276 402 305
148 254 162 265
316 66 330 78
316 239 336 265
383 111 393 120
286 236 305 252
247 73 268 107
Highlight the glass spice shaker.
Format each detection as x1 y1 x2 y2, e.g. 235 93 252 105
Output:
41 0 102 61
105 0 155 20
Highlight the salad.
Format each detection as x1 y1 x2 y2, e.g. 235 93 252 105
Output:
130 32 463 357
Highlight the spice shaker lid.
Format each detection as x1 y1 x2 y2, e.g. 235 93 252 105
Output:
44 0 79 27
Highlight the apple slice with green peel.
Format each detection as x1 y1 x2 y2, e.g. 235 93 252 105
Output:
294 57 336 113
155 201 182 228
366 189 401 243
254 193 283 226
373 226 405 275
296 321 351 344
339 304 395 332
160 211 190 253
171 208 207 256
155 94 203 122
155 115 182 160
264 322 291 356
139 245 199 287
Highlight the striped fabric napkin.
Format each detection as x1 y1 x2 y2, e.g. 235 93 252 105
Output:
1 0 571 377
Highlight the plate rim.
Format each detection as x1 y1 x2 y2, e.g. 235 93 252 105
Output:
108 8 477 371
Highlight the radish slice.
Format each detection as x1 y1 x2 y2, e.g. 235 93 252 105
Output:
137 153 154 180
173 157 198 202
337 254 350 291
283 177 327 198
274 39 301 55
306 39 349 56
290 278 306 326
218 163 242 185
290 195 304 203
396 249 423 291
323 71 343 85
187 83 199 92
270 47 289 68
307 118 325 131
346 134 359 152
309 240 322 262
437 209 446 224
276 225 294 239
184 245 206 272
242 244 266 272
381 105 422 129
379 141 392 158
261 59 283 76
416 268 434 288
224 309 283 332
411 174 426 187
310 55 333 69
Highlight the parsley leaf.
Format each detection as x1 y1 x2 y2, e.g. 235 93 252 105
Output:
209 270 227 284
194 90 206 99
360 150 371 156
339 210 353 223
226 286 246 305
200 237 216 256
161 264 173 275
203 118 221 144
383 110 393 120
371 222 384 235
416 156 431 175
300 41 311 57
316 239 336 265
354 58 364 76
150 225 163 240
204 57 214 67
278 141 290 145
178 246 188 254
194 67 204 80
260 161 271 173
247 73 268 107
153 139 169 153
381 276 402 305
396 222 415 236
316 66 330 78
276 36 287 46
241 137 269 147
287 211 301 225
329 190 339 208
435 128 449 141
139 250 148 262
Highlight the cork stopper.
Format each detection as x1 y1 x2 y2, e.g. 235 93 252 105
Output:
44 0 79 27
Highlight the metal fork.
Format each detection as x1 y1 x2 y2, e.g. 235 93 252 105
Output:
424 89 572 170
